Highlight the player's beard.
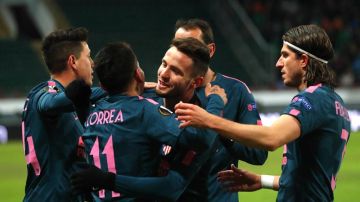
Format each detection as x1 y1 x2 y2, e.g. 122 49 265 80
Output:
155 80 192 101
156 85 186 100
284 71 304 89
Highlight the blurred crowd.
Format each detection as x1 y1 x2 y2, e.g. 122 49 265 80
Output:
240 0 360 87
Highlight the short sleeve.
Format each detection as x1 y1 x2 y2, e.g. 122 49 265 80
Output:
282 93 326 136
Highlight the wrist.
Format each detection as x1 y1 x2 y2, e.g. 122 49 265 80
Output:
207 113 220 129
260 175 275 190
105 172 116 190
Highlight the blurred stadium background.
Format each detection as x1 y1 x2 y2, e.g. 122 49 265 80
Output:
0 0 359 201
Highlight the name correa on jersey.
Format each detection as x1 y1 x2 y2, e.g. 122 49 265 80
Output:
85 109 124 126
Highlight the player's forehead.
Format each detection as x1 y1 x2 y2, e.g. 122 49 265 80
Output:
280 44 296 56
80 41 90 54
163 47 193 73
175 27 203 43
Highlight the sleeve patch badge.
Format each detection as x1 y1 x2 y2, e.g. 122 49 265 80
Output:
158 105 173 116
247 103 257 111
291 96 312 110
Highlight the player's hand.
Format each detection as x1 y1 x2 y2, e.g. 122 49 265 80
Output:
144 81 157 89
65 79 91 106
65 79 91 124
71 163 115 195
174 102 214 128
217 164 261 192
205 83 227 105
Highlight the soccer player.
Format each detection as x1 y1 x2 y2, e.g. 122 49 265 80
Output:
173 18 268 201
175 24 351 201
71 39 227 201
21 27 101 201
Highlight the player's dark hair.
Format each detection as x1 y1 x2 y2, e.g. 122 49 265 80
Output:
171 37 210 78
175 18 214 45
283 24 337 88
94 42 137 95
42 27 88 74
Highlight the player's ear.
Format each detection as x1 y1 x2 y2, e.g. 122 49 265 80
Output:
134 67 145 83
299 54 309 71
192 77 204 88
207 43 216 58
67 54 78 71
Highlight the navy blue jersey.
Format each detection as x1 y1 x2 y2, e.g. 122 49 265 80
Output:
278 84 351 202
22 79 106 202
180 73 268 202
82 93 223 201
22 80 84 202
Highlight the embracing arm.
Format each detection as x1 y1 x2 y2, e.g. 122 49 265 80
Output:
37 92 74 114
175 103 301 151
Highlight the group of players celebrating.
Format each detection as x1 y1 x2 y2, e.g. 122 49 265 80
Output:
22 19 351 202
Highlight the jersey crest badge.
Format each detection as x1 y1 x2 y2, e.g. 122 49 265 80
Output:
161 144 172 155
45 81 59 93
158 105 173 116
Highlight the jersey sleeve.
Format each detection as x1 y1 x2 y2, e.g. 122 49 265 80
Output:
37 91 74 115
224 83 268 164
90 87 107 103
205 94 225 116
282 92 326 137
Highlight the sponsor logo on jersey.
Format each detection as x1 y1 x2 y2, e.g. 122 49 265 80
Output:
158 105 173 116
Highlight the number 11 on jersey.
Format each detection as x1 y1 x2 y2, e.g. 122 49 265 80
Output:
90 135 120 198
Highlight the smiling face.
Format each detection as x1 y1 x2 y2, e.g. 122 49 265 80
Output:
155 46 197 101
276 44 307 90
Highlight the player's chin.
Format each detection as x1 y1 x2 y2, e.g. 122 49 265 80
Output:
155 88 168 96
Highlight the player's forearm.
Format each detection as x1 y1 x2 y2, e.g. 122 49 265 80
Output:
207 114 281 151
38 92 74 113
274 176 280 190
229 142 268 165
113 171 186 201
90 87 107 103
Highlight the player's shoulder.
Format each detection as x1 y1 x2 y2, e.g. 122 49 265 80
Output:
137 95 174 118
291 84 330 110
299 84 329 99
216 73 252 94
27 80 60 99
142 88 157 98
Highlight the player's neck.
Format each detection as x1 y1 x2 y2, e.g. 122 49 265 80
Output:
51 71 76 88
202 68 216 87
164 91 195 111
297 81 307 91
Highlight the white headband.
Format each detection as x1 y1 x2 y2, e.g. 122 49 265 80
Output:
283 41 328 64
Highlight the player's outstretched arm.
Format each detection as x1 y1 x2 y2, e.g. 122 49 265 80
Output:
175 102 301 151
217 164 279 192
